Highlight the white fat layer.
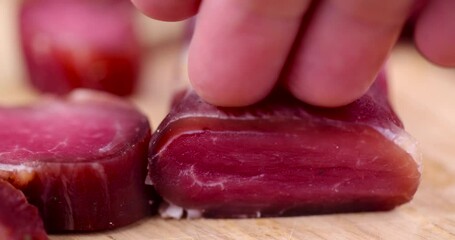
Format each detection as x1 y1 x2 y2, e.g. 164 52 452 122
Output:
144 175 153 185
374 126 422 173
59 173 75 230
159 202 184 219
153 129 204 156
0 164 33 172
91 162 110 212
159 201 203 219
186 209 202 219
98 121 123 153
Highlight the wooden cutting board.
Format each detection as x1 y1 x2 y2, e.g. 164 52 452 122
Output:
1 2 455 239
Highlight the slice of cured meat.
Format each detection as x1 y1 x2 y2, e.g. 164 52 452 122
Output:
0 180 48 240
0 90 152 232
19 0 140 96
149 72 421 218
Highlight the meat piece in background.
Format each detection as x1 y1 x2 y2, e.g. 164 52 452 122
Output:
19 0 140 96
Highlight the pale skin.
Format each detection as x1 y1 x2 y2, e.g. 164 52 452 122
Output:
132 0 455 107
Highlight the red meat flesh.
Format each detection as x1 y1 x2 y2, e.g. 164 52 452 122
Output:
19 0 139 96
0 90 152 232
149 72 421 218
0 180 48 240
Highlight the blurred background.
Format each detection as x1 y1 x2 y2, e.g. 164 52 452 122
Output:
0 0 189 126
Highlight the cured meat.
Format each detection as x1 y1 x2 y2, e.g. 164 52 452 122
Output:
149 72 421 218
0 180 48 240
0 90 153 232
19 0 140 96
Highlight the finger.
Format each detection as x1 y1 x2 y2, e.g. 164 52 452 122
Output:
131 0 200 21
188 0 311 106
285 0 415 107
414 0 455 67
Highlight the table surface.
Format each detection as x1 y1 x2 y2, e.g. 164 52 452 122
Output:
1 2 455 239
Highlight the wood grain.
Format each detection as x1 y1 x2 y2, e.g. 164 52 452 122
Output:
1 1 454 239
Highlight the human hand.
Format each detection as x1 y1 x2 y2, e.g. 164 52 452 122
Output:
132 0 455 107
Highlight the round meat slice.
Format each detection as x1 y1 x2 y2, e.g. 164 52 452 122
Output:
0 90 153 232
